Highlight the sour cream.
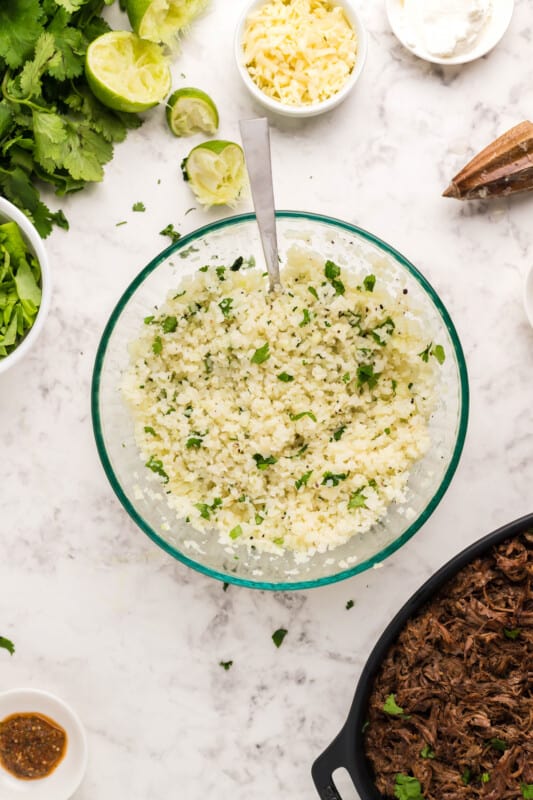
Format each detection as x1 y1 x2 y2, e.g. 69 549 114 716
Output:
402 0 493 59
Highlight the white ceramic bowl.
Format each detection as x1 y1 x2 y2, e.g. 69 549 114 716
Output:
0 198 51 375
386 0 515 66
0 688 88 800
234 0 368 118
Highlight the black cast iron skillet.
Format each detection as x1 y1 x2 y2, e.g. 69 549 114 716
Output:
311 513 533 800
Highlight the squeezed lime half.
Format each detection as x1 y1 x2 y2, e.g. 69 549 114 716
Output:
182 140 247 207
85 31 171 113
126 0 208 46
166 88 219 136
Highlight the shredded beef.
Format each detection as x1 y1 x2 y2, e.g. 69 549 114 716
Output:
364 533 533 800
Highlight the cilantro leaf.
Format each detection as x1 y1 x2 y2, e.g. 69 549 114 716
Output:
299 308 311 327
363 274 376 292
0 636 15 655
145 455 169 483
332 425 346 441
219 660 233 670
420 744 435 759
432 344 445 364
394 774 424 800
348 488 367 509
383 694 409 717
162 316 177 333
461 769 471 785
295 470 312 490
521 784 533 799
324 259 345 295
504 627 521 639
272 628 287 648
251 342 270 364
253 453 277 470
488 738 506 752
229 525 242 540
322 471 348 487
357 363 380 390
159 224 181 243
218 297 233 318
346 600 354 610
132 201 145 212
186 437 203 449
0 0 44 69
278 372 294 382
289 411 316 422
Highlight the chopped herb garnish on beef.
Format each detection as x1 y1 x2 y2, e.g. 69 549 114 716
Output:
394 774 424 800
521 785 533 799
504 627 521 639
382 694 408 717
489 738 507 752
420 744 435 759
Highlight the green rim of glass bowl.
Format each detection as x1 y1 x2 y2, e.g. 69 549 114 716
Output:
91 211 470 591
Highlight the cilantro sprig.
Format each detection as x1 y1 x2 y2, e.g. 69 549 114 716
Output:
0 6 141 236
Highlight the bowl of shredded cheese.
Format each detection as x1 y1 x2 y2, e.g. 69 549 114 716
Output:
234 0 368 117
92 212 469 590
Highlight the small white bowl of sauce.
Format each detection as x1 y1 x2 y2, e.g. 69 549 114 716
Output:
0 689 88 800
386 0 514 66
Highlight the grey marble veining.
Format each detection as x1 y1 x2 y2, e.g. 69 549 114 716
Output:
1 1 533 798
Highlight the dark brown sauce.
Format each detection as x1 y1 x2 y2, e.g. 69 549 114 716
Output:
0 712 67 780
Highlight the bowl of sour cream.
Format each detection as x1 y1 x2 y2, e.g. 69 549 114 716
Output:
386 0 514 66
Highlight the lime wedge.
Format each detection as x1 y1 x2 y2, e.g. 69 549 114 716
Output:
166 88 219 136
85 31 171 113
182 140 247 207
126 0 208 46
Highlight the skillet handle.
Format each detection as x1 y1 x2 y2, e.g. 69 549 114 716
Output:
311 729 357 800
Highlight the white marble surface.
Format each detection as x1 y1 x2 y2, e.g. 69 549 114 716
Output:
1 1 533 798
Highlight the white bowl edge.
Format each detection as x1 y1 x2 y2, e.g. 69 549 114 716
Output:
0 198 51 375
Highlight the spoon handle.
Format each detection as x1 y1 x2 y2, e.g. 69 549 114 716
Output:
239 118 281 291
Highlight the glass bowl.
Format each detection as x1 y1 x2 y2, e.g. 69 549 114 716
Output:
92 212 469 590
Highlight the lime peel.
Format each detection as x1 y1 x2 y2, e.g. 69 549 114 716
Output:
182 140 247 207
166 88 219 137
126 0 209 46
86 31 171 114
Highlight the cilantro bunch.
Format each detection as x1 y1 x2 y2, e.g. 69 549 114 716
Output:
0 0 141 237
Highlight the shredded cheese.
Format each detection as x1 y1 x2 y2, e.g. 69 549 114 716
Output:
243 0 358 106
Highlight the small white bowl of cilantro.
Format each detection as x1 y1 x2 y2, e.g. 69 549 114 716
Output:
0 198 51 375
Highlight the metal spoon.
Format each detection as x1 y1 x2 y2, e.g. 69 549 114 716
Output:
239 118 281 291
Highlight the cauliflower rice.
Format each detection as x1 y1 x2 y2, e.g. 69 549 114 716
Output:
123 245 444 555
